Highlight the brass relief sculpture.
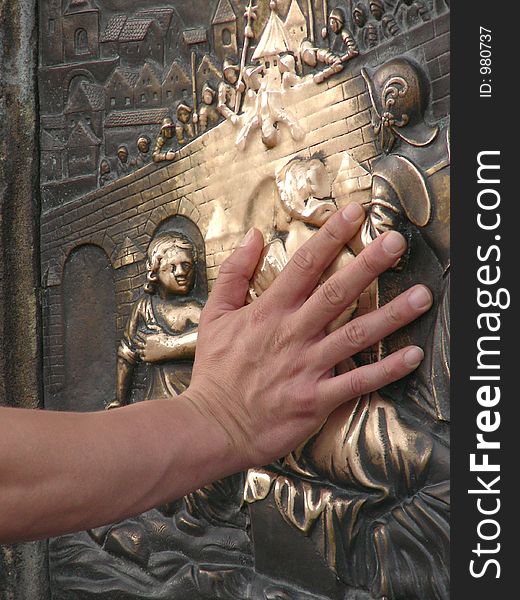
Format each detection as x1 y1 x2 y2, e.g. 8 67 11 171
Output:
40 1 450 598
107 233 201 409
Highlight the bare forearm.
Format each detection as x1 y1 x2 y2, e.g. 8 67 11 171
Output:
0 208 431 545
0 396 235 543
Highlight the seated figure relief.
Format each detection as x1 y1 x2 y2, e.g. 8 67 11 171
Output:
246 57 449 600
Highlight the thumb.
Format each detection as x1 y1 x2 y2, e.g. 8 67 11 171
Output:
206 228 264 316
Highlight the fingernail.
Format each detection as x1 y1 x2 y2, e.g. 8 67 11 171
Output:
404 346 424 368
408 286 432 310
240 228 255 247
382 231 406 255
341 203 364 222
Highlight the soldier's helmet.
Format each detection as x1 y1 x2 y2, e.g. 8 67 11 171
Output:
223 58 239 73
202 82 216 98
361 57 438 148
329 7 345 26
369 0 385 20
353 3 367 28
160 117 174 134
176 102 193 116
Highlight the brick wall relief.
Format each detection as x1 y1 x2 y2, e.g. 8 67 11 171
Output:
39 0 446 209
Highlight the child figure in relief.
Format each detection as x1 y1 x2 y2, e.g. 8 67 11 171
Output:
107 233 202 409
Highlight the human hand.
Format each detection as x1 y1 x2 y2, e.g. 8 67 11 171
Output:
166 151 175 160
185 203 432 470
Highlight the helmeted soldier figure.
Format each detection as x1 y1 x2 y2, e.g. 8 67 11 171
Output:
354 0 401 49
152 117 176 163
395 0 431 28
370 0 401 41
362 57 450 423
116 145 130 177
311 6 359 83
196 83 219 133
218 58 240 124
327 7 358 57
353 2 368 28
175 102 194 146
130 135 151 170
98 158 114 188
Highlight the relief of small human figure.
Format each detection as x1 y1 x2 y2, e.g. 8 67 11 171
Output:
394 0 431 27
352 0 400 50
152 117 176 162
218 58 241 125
98 158 114 188
115 145 130 177
236 59 304 150
311 7 359 84
175 102 195 146
103 232 248 558
352 2 369 49
279 53 301 88
94 233 205 565
129 135 151 171
106 233 201 410
353 0 402 50
326 7 358 55
247 156 358 364
235 65 263 149
194 83 220 133
372 0 402 42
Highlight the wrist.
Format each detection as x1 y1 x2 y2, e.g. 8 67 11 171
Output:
178 387 244 479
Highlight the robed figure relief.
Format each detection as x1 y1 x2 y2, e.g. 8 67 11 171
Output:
107 233 201 410
361 57 450 424
246 58 450 600
97 230 248 571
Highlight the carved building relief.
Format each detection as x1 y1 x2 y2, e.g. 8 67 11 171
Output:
40 1 450 599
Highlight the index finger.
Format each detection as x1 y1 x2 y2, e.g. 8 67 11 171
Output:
267 203 365 308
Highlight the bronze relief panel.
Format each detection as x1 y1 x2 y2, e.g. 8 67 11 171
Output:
40 1 450 598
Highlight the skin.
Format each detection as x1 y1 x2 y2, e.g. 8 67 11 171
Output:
0 204 432 543
117 148 128 163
